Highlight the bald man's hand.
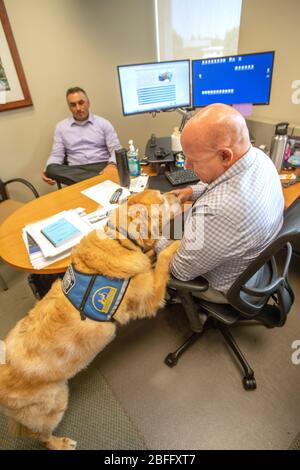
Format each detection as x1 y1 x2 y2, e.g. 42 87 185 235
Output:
168 187 193 203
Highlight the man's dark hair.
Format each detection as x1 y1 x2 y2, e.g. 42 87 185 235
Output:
66 87 88 99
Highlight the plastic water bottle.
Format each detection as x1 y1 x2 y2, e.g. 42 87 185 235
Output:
127 140 141 177
171 127 182 153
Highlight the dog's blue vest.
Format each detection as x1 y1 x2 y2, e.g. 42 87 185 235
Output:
62 264 130 322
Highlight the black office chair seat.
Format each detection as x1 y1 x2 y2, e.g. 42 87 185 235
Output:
165 196 300 391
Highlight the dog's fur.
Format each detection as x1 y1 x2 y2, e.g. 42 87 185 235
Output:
0 190 181 450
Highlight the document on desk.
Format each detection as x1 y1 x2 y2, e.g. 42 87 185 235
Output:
81 206 116 229
24 209 91 259
129 175 149 193
22 229 70 269
81 180 130 206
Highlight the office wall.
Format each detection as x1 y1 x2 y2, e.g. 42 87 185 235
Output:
239 0 300 128
0 0 179 197
1 0 300 198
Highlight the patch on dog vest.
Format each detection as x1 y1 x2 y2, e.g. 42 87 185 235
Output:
62 265 130 322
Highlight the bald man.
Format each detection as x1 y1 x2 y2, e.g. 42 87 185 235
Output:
155 104 284 303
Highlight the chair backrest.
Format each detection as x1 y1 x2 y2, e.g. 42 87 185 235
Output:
0 178 39 202
226 196 300 322
0 179 8 202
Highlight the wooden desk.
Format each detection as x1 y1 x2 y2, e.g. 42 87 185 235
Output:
0 165 299 274
0 166 121 274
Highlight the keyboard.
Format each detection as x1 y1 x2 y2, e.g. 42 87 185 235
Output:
165 169 200 186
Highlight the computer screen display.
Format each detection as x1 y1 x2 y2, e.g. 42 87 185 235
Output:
192 51 275 107
117 60 191 116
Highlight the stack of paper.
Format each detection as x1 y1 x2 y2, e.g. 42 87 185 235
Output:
81 180 131 205
22 206 115 270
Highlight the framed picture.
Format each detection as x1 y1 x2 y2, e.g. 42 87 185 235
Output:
283 136 300 169
0 0 32 111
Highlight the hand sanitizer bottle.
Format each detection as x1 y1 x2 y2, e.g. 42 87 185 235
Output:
171 127 182 153
127 140 141 177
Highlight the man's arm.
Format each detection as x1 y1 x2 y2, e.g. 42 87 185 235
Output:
103 121 121 164
42 125 67 184
156 206 241 282
45 125 67 167
171 209 242 281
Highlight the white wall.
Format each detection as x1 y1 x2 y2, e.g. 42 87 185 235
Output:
239 0 300 127
1 0 300 199
0 0 179 198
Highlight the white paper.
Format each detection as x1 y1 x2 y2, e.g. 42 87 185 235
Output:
25 210 91 259
81 180 130 206
22 229 71 269
81 205 117 229
129 175 149 193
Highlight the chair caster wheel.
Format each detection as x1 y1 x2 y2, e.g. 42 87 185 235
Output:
243 376 257 390
165 353 178 368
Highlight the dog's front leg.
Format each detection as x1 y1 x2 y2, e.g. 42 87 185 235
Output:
146 240 181 312
24 429 77 450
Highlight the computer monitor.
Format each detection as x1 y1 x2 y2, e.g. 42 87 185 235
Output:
117 60 191 116
192 51 275 107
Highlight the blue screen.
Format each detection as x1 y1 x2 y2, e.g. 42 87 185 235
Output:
192 51 274 107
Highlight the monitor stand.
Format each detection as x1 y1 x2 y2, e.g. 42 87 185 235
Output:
145 136 174 174
177 107 194 131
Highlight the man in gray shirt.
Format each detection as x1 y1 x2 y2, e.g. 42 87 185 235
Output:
42 87 121 186
156 103 284 303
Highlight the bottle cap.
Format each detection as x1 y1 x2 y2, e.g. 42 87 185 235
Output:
128 139 135 152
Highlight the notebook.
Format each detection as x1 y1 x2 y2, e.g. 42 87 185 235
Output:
41 217 81 247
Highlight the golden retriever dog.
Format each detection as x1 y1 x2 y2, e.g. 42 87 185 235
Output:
0 189 181 450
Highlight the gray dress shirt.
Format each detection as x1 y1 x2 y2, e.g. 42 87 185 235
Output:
156 146 284 293
46 113 121 166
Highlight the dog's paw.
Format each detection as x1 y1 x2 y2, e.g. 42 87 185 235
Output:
62 438 77 450
46 436 77 450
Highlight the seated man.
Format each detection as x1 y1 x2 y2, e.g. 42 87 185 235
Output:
42 87 121 186
155 103 284 304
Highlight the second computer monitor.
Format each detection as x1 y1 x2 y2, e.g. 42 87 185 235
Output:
192 51 275 107
117 60 191 116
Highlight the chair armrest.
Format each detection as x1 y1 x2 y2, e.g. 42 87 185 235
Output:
241 277 285 297
168 275 209 292
4 178 39 199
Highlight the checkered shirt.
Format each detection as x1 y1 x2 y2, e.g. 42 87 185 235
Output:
156 146 284 293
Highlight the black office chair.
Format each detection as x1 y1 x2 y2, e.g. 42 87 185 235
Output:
0 177 39 290
165 196 300 390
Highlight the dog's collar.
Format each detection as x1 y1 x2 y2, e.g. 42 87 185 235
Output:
62 264 130 323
